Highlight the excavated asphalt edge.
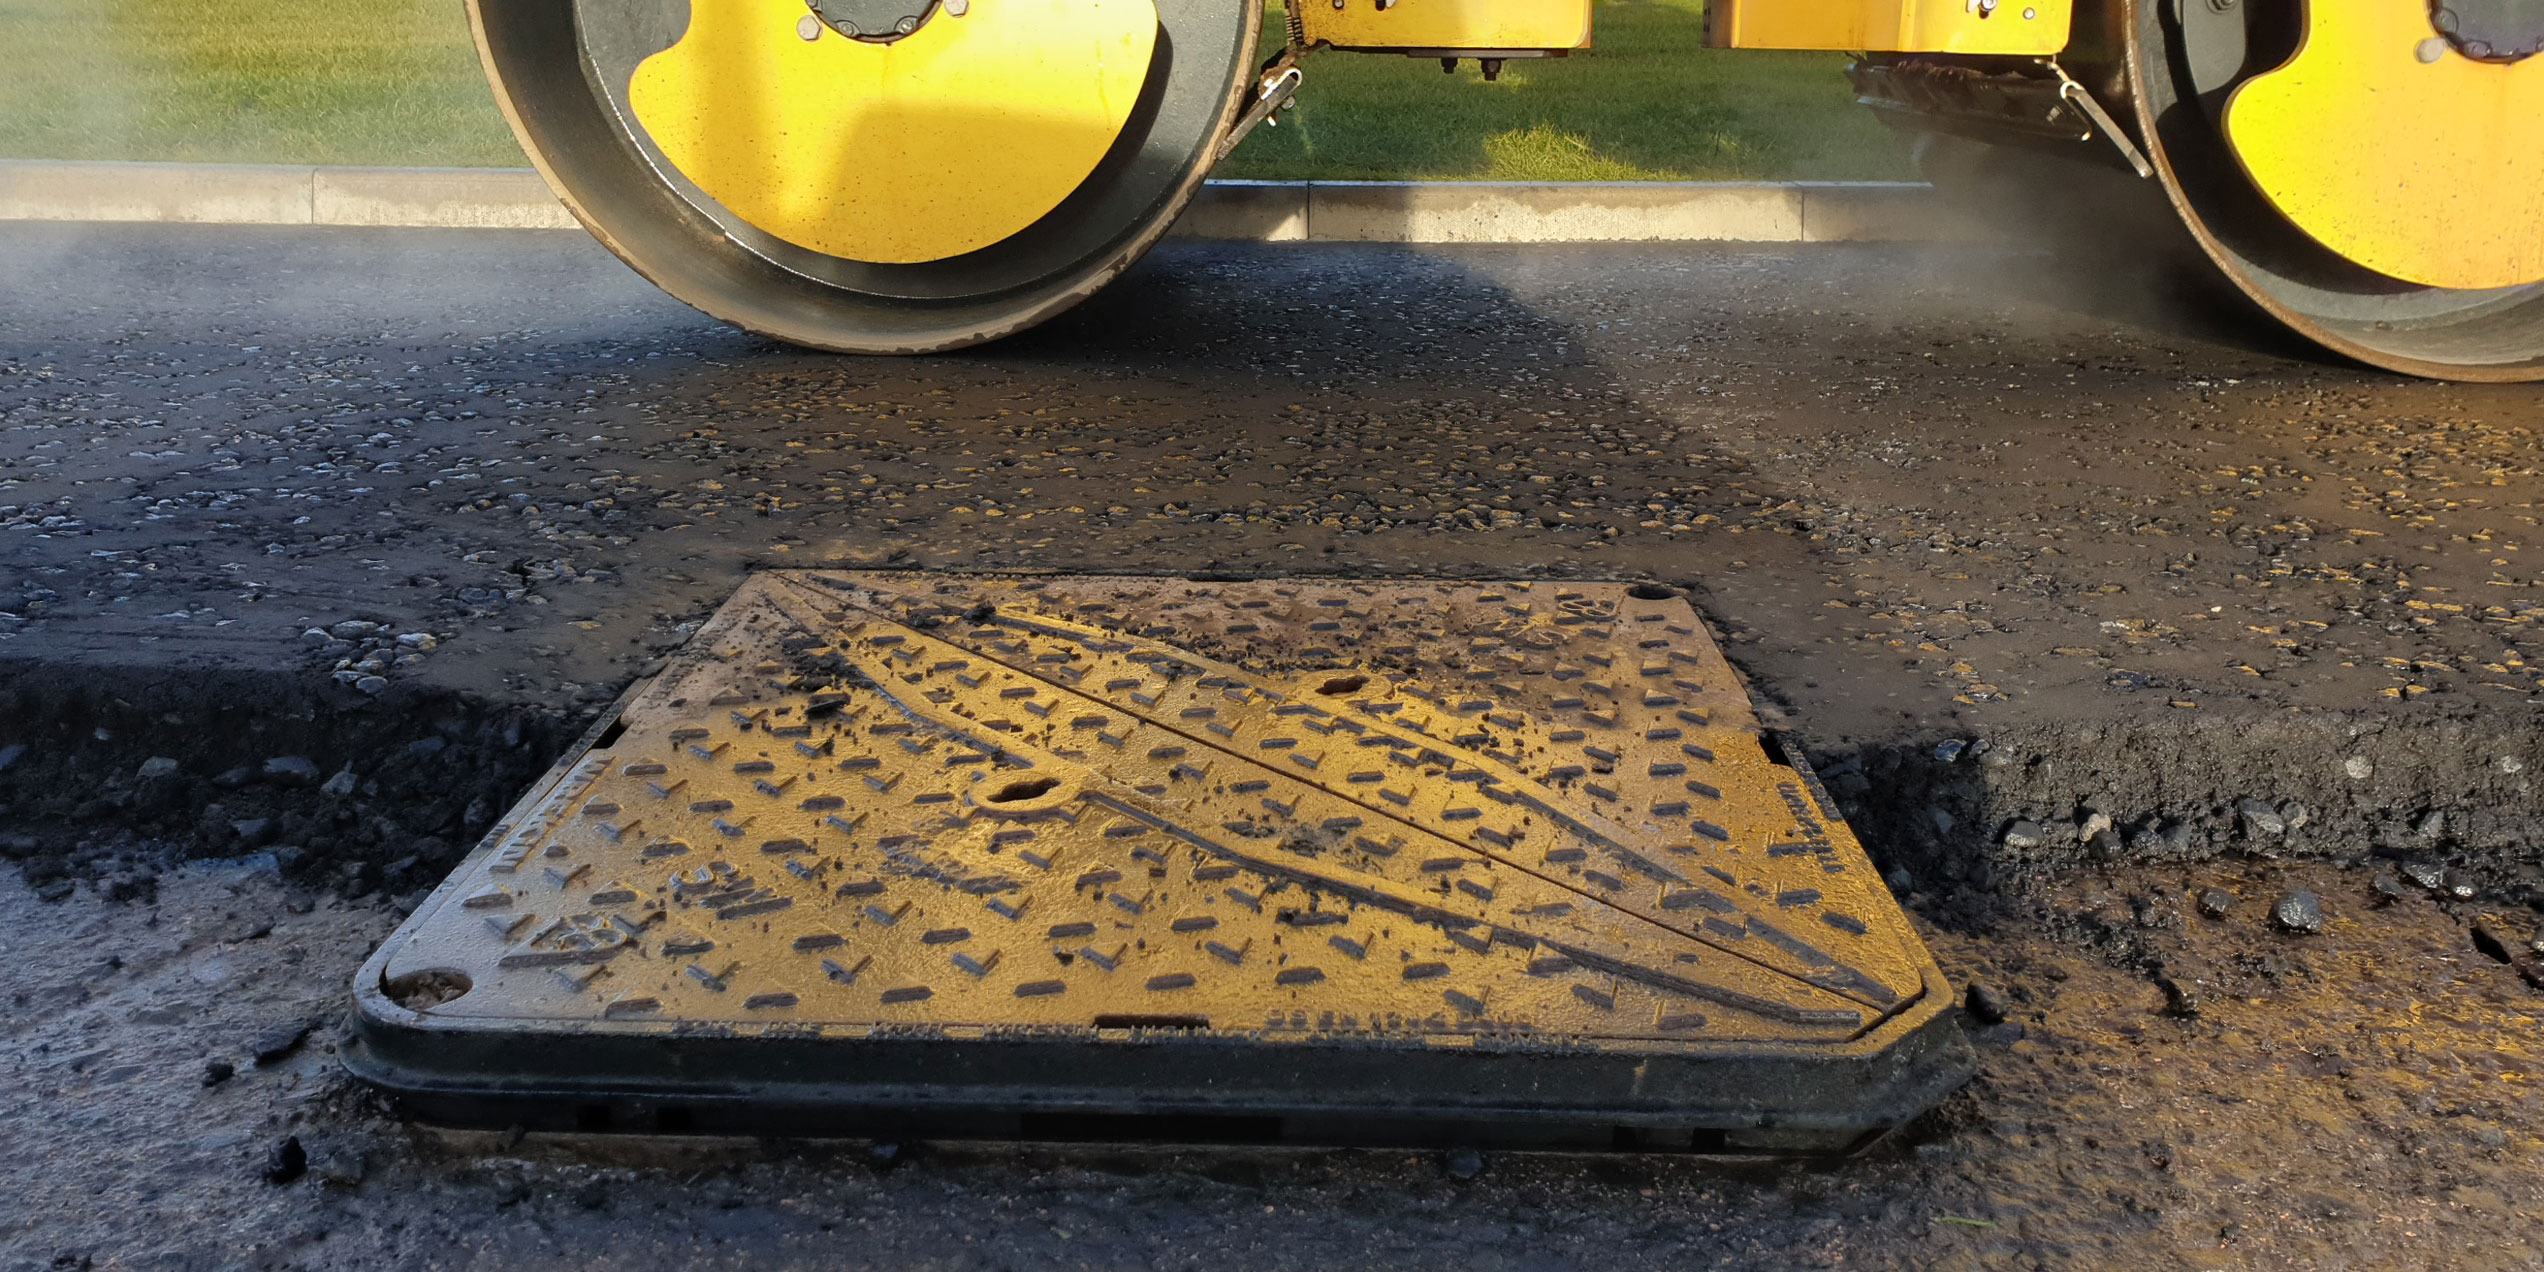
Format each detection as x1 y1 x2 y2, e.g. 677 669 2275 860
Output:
0 161 1977 245
2 658 2536 921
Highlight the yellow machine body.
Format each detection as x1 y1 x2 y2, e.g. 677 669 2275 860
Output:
626 0 1157 264
1704 0 2071 55
2225 4 2544 291
1300 0 1592 51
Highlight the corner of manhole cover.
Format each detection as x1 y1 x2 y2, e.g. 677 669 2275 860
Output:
348 574 1972 1151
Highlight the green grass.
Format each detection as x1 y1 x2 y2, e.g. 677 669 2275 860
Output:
0 0 524 167
0 0 1906 180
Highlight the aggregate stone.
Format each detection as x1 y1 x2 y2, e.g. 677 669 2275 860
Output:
261 1137 306 1185
2195 888 2236 918
261 757 320 785
2272 889 2326 934
2156 976 2201 1018
249 1019 314 1066
2236 799 2287 838
1963 982 2009 1025
311 1149 366 1190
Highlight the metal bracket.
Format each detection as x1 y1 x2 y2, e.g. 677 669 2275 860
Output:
2046 60 2154 178
1219 56 1306 161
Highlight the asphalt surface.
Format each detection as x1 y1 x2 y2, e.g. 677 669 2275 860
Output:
1 222 2541 1269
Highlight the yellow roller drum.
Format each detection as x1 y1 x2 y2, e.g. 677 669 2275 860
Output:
2225 3 2544 290
628 0 1158 264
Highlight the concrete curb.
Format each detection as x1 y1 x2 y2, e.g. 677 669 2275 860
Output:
0 160 1975 244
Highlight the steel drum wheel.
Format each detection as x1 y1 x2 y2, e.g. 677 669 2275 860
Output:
2125 0 2544 380
467 0 1259 354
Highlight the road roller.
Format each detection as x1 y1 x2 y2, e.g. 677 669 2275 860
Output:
469 0 2544 379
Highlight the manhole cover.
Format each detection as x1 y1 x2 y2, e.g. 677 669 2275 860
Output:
350 573 1970 1150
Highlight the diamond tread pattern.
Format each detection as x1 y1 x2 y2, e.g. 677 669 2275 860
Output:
375 574 1939 1050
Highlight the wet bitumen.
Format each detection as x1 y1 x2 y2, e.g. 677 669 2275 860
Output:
0 223 2539 1268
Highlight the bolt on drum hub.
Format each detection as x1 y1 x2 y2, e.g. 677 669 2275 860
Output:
348 574 1971 1150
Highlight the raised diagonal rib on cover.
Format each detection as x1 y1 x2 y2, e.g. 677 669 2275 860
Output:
792 572 1925 1007
372 573 1940 1050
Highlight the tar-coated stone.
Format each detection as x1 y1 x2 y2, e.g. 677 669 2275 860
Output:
2371 875 2412 905
2236 799 2286 838
262 1136 306 1184
313 1149 365 1189
200 1060 233 1087
2472 920 2516 965
1441 1146 1486 1181
2273 890 2326 935
1964 982 2008 1025
2157 977 2200 1019
262 756 320 785
2469 919 2544 992
2196 889 2235 919
250 1020 313 1066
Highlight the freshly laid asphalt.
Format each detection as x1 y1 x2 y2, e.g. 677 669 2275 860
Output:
0 222 2539 1269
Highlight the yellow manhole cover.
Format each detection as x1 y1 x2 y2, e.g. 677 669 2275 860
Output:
350 573 1968 1150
